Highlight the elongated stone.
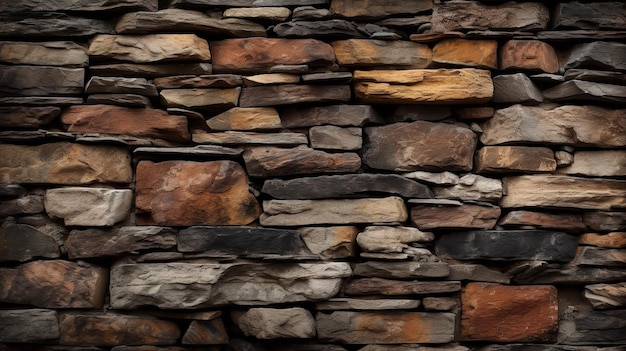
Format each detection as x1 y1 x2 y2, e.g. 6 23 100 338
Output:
0 106 60 128
236 308 315 339
154 74 242 89
86 93 151 107
432 2 550 32
559 310 626 345
299 226 358 260
583 212 626 231
160 88 241 111
436 230 578 262
0 260 107 308
344 278 462 296
193 131 307 146
332 39 432 69
183 319 228 345
499 40 559 73
310 126 361 150
356 226 434 253
353 262 450 279
585 282 626 310
564 69 626 85
476 146 556 174
513 264 626 285
543 80 626 105
411 203 500 230
244 73 300 86
85 76 158 96
433 39 498 69
239 84 351 107
354 69 493 104
260 197 407 226
0 0 156 12
330 0 432 20
558 150 626 177
554 2 626 30
575 247 626 267
273 19 363 39
499 211 587 232
579 232 626 249
0 65 84 96
433 174 502 203
110 262 351 309
224 7 291 22
0 223 60 262
90 62 212 77
207 107 281 131
563 41 626 71
0 195 43 217
0 13 115 38
448 264 510 284
280 104 384 128
262 174 432 199
0 41 88 67
45 187 133 226
492 73 543 104
0 309 59 343
390 105 452 123
170 0 326 7
316 298 420 311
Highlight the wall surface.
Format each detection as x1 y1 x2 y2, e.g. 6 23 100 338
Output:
0 0 625 350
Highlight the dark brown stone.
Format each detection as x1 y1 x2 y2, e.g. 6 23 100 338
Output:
0 13 115 38
153 74 243 89
0 224 60 262
0 309 59 343
411 203 500 230
239 84 351 107
273 20 363 39
0 106 60 128
344 278 461 296
432 2 550 32
89 62 212 78
583 212 626 231
499 40 559 73
280 104 384 128
182 319 228 345
330 0 432 20
499 210 587 232
475 146 556 174
0 0 156 12
554 2 626 30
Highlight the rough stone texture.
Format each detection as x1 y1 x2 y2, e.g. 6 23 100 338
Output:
236 308 315 339
244 73 300 86
563 41 626 71
316 312 455 344
411 203 501 230
0 309 59 343
85 76 158 96
88 34 211 63
182 319 229 345
559 310 626 345
403 171 459 185
390 105 452 123
61 105 190 143
575 247 626 267
492 73 543 104
543 80 626 105
299 226 358 260
432 39 498 69
224 7 291 22
272 19 363 39
0 13 115 38
154 74 242 89
475 146 556 174
239 84 351 107
309 126 361 151
316 298 420 311
353 262 450 279
0 0 156 12
0 41 88 67
45 187 133 226
480 105 626 148
354 69 493 104
435 230 578 263
554 2 626 30
243 146 361 177
0 65 84 96
0 195 43 217
0 260 107 308
193 131 307 146
461 283 558 342
356 226 434 253
207 107 281 131
160 88 241 111
65 226 177 259
513 264 626 285
109 262 351 309
89 62 213 77
0 106 60 128
86 93 152 107
422 297 458 312
433 174 502 203
260 197 407 226
261 174 432 199
583 212 626 232
558 151 626 177
362 121 476 172
448 265 510 284
584 282 626 310
211 38 335 73
135 161 261 226
344 278 462 296
58 312 180 346
330 0 432 20
280 104 384 128
0 223 60 262
499 40 559 73
332 40 432 69
501 175 626 210
579 233 626 249
499 211 587 232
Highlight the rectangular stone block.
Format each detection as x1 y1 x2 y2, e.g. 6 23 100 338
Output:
280 104 384 128
332 39 432 69
0 41 88 67
344 278 461 296
554 2 626 30
558 150 626 177
330 0 432 20
0 65 84 96
45 187 133 226
0 13 115 38
475 146 556 174
88 34 211 63
411 203 500 230
352 261 450 279
0 0 157 12
0 309 59 343
239 84 351 107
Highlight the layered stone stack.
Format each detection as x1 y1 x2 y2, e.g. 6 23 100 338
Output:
0 0 625 350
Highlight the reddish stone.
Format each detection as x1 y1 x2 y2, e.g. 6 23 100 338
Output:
499 210 587 232
500 40 559 73
411 204 500 230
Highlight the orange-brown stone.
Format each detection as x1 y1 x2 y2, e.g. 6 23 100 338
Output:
579 232 626 248
433 39 498 69
499 210 587 232
499 40 559 73
332 39 432 69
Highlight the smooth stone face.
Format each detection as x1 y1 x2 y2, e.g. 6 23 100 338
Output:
160 88 241 111
563 41 626 72
0 65 84 96
356 226 434 253
193 131 307 146
332 39 432 69
309 126 362 151
584 282 626 310
235 308 315 339
0 224 60 262
207 107 281 131
182 319 229 345
135 161 261 226
0 260 107 308
299 226 358 260
85 76 158 96
0 106 60 128
45 187 133 226
65 227 177 259
344 278 462 296
492 73 543 104
432 39 498 69
543 80 626 105
461 283 558 342
554 2 626 30
330 0 432 20
0 0 156 12
435 230 578 263
499 40 559 73
0 309 59 343
432 174 502 203
0 13 115 37
352 261 450 279
88 34 211 63
475 146 556 174
0 41 88 67
239 84 351 107
280 104 384 128
498 211 587 232
411 203 500 230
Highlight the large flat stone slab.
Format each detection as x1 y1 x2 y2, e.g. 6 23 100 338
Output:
0 309 59 343
330 0 432 20
88 34 211 63
280 104 384 128
554 2 626 30
344 278 461 296
239 84 351 107
0 13 115 38
411 203 500 230
0 65 84 96
475 146 556 174
558 150 626 177
543 80 626 105
0 0 156 12
563 41 626 72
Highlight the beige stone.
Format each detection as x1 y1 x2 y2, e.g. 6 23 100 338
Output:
243 73 300 86
88 34 211 63
159 88 240 110
299 226 359 259
0 41 88 67
579 232 626 249
559 150 626 177
223 7 291 22
356 226 434 253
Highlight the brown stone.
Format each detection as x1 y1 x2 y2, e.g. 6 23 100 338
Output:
330 0 432 20
432 2 550 32
210 38 335 73
193 131 307 146
182 319 228 345
454 107 494 120
61 105 190 143
0 65 84 96
0 309 59 343
584 282 626 310
583 212 626 232
475 146 556 174
362 121 477 172
0 0 156 12
411 203 500 230
224 7 291 22
280 104 384 128
239 84 351 107
433 39 498 69
558 151 626 177
499 40 559 73
579 232 626 249
159 88 241 111
543 80 626 105
344 278 461 296
206 107 281 131
0 260 107 308
88 34 211 63
499 211 587 232
354 69 493 104
299 226 358 260
332 39 432 69
461 283 558 342
89 62 213 78
0 41 88 67
59 312 180 346
153 74 242 89
0 143 132 185
135 160 260 226
243 73 300 86
0 194 43 217
0 106 60 128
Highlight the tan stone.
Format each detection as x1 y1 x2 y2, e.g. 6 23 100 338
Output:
499 211 587 232
0 143 132 185
579 233 626 249
475 146 556 174
461 283 558 342
239 84 351 107
193 131 307 146
299 226 359 260
433 39 498 69
206 107 281 131
332 39 432 69
411 204 500 230
354 69 493 104
88 34 211 63
135 160 261 226
159 88 240 111
559 150 626 177
223 7 291 21
243 73 300 86
0 41 88 67
330 0 433 20
499 40 559 73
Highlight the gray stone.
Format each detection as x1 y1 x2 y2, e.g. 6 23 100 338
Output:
543 80 626 105
538 30 626 42
44 187 133 226
301 72 353 84
344 278 462 296
0 224 60 262
512 262 626 285
565 69 626 85
193 131 308 146
0 0 156 12
353 261 450 279
563 41 626 71
0 41 88 67
0 106 60 128
584 283 626 310
560 310 626 345
133 145 243 158
390 105 452 123
0 195 43 217
448 264 510 284
309 126 362 151
90 63 213 78
160 88 240 111
0 13 115 38
280 104 384 128
292 6 332 20
154 74 242 89
575 247 626 267
170 0 327 7
554 2 626 30
558 151 626 177
235 308 315 339
299 226 358 260
433 174 502 203
0 309 59 343
273 20 364 39
402 171 459 185
239 85 351 107
356 226 433 253
316 298 420 311
583 212 626 231
0 184 26 198
492 73 543 104
85 76 158 96
411 203 500 230
0 96 83 105
86 94 152 108
0 65 84 97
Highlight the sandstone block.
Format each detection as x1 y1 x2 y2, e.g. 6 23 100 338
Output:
0 260 107 308
0 223 60 262
563 41 626 71
332 39 431 69
423 297 458 312
88 34 211 63
135 161 260 226
239 84 351 107
362 121 476 172
0 0 156 12
543 80 626 105
432 2 550 32
583 212 626 231
354 69 493 104
554 2 626 30
579 232 626 249
499 40 559 73
206 107 281 131
476 146 556 174
492 73 543 104
280 104 384 128
411 203 500 230
356 226 433 253
433 174 502 203
260 197 407 226
330 0 432 20
433 39 498 69
585 282 626 310
0 65 84 96
0 106 60 128
559 150 626 177
224 7 291 22
85 76 158 96
0 309 59 343
353 262 450 279
309 126 361 151
499 211 587 232
344 278 461 296
299 226 358 260
236 308 315 339
160 88 240 111
0 13 115 37
461 283 558 342
182 319 228 345
45 187 132 226
0 41 88 67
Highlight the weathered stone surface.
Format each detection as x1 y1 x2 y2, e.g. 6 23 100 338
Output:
499 40 559 73
317 312 455 344
0 65 84 96
360 346 469 351
117 9 265 37
65 226 176 259
0 13 115 38
171 0 326 7
160 88 241 111
476 146 556 174
0 309 59 343
0 260 107 308
433 39 498 69
543 80 626 105
403 171 459 185
461 283 558 342
0 96 83 105
154 74 242 89
61 105 190 143
583 212 626 232
224 7 290 22
563 41 626 71
243 146 361 177
353 262 450 279
239 84 351 107
133 145 243 158
0 184 26 198
454 106 494 120
59 313 180 346
292 6 332 20
309 126 361 151
193 131 307 146
480 105 626 148
448 264 510 284
85 76 158 96
344 278 461 296
45 187 132 226
245 73 299 86
0 195 43 217
0 223 60 262
211 38 335 73
182 319 228 345
354 69 493 104
558 151 626 177
273 19 363 39
177 226 311 258
433 174 502 203
356 226 434 253
86 93 152 108
330 0 431 20
332 40 431 69
501 175 626 210
301 71 352 84
585 283 626 310
317 298 420 311
90 62 213 78
262 174 432 199
554 2 625 30
236 308 315 339
559 310 626 345
389 105 452 123
0 41 88 67
513 263 626 285
432 2 550 32
575 247 626 267
207 107 281 131
299 226 358 260
260 197 407 226
555 150 574 167
362 121 476 172
110 262 351 309
0 106 60 128
136 161 260 226
0 0 156 12
499 211 587 232
422 297 458 312
411 203 500 230
564 69 626 85
436 230 578 262
492 73 543 104
280 104 384 128
579 233 626 249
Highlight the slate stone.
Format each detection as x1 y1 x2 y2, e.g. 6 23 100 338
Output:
86 94 152 108
492 73 543 104
448 264 510 284
224 7 291 22
262 174 432 199
543 80 626 105
85 76 158 96
537 30 626 42
579 233 626 249
433 174 502 203
575 247 626 267
0 65 84 97
499 40 559 73
353 261 450 279
432 2 550 32
280 104 384 128
432 39 498 69
560 310 626 345
273 20 364 39
235 308 316 339
154 74 243 89
563 41 626 71
177 226 312 258
193 131 307 146
0 13 115 38
513 264 626 285
583 212 626 231
332 39 432 69
0 223 60 262
564 69 626 85
585 283 626 310
0 106 60 128
0 195 43 217
299 226 358 260
89 63 213 78
239 84 351 107
0 41 88 67
160 88 241 111
0 309 59 343
310 126 361 150
0 0 156 12
435 230 578 262
498 211 587 232
45 187 133 226
182 319 229 345
411 203 500 230
554 2 626 30
475 146 556 174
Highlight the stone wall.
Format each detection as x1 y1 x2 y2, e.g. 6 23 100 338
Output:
0 0 625 350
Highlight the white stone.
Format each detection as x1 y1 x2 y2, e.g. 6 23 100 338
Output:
44 187 132 226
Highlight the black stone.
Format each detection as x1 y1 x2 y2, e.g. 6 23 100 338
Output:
262 174 433 199
0 224 60 262
435 230 578 263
